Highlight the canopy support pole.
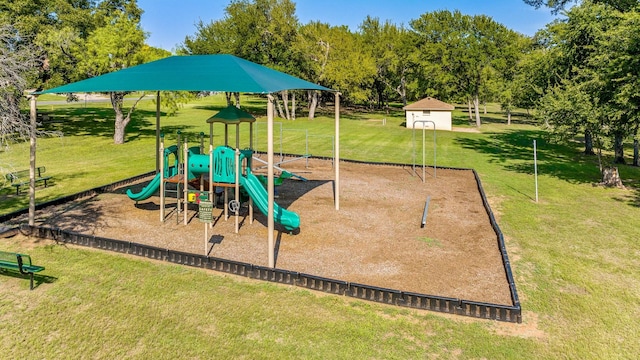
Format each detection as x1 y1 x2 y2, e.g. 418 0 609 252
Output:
29 95 37 226
335 92 340 211
155 91 161 172
268 95 275 268
160 136 165 222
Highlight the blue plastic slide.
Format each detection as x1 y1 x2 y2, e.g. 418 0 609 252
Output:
240 172 300 231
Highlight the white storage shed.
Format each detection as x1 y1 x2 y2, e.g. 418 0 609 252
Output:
403 97 455 131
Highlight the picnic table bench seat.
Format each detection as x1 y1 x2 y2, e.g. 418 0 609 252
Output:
5 166 52 195
0 250 45 290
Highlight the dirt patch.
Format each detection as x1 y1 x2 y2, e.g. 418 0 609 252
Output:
10 158 513 305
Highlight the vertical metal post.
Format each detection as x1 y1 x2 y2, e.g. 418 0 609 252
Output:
412 113 416 176
204 222 208 255
412 120 437 182
267 95 275 268
534 140 539 203
235 148 240 233
422 124 426 181
176 132 181 225
209 144 214 228
160 134 165 222
335 93 340 211
236 124 240 149
249 122 254 150
183 141 188 225
210 123 213 146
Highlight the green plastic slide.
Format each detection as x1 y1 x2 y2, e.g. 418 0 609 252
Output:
240 172 300 231
126 166 178 201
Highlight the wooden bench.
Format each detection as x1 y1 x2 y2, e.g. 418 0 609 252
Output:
5 166 52 195
0 251 45 290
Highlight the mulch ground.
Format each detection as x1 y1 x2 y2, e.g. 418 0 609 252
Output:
8 157 513 305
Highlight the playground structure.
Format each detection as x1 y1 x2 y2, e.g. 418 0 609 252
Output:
13 159 522 323
126 106 301 243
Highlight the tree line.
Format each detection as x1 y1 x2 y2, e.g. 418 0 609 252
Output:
183 0 640 179
2 0 640 182
180 0 526 128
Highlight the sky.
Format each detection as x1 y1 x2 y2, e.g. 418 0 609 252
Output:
137 0 559 52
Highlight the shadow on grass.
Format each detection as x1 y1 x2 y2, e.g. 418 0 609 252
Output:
612 171 640 207
194 100 407 123
452 108 539 127
461 128 640 205
0 269 57 289
39 106 190 141
454 128 603 185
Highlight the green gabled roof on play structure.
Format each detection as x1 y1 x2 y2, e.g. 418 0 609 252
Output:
206 105 256 124
35 54 333 95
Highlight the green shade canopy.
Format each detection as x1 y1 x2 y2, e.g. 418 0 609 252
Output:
206 105 256 124
35 54 332 94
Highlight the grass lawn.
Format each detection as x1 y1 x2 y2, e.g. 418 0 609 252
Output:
1 94 639 358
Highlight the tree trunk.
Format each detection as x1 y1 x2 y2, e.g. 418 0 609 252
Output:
507 110 511 125
467 99 473 121
111 92 145 144
399 76 407 107
614 133 625 164
281 91 290 120
292 92 296 121
473 94 481 127
112 92 127 144
275 95 285 119
225 92 233 107
234 92 240 107
308 90 318 120
601 167 624 188
483 101 487 114
584 130 595 155
633 138 639 166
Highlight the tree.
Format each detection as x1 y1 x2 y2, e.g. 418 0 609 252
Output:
597 8 640 165
181 0 301 115
0 25 41 151
493 33 531 125
540 80 624 186
0 0 95 89
523 0 637 13
78 8 146 144
533 1 640 185
536 1 635 163
411 11 519 127
360 16 417 107
297 22 376 116
1 0 152 144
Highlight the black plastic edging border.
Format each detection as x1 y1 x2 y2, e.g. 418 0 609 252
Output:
0 171 155 224
471 169 521 316
30 225 521 323
2 156 521 323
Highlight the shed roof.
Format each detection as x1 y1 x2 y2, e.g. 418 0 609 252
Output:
403 97 455 111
